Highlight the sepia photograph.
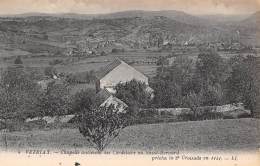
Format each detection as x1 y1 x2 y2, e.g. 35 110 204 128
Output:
0 0 259 165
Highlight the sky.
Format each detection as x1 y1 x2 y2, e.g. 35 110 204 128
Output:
0 0 259 15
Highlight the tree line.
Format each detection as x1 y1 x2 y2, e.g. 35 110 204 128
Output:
151 50 258 117
0 50 258 124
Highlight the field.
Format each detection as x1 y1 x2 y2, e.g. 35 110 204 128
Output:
55 51 171 76
1 46 257 78
0 50 171 77
1 118 259 152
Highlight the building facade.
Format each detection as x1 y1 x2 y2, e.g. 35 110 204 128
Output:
96 59 149 94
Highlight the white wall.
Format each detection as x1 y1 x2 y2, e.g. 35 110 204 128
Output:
100 62 148 90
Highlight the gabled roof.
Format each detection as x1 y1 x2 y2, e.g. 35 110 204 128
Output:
96 59 122 79
100 96 128 108
95 88 128 113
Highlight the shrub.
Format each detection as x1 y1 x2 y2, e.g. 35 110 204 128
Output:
100 51 107 56
223 114 235 119
177 112 194 121
237 112 251 118
14 56 23 64
111 48 124 53
79 105 127 152
200 111 223 120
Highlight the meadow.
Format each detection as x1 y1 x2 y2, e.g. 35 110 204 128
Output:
1 118 259 152
0 50 170 77
1 47 256 78
55 51 170 76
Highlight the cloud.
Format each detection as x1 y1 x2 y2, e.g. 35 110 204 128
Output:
0 0 258 15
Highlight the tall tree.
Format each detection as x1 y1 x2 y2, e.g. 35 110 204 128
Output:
115 79 151 109
226 55 259 116
152 56 194 108
195 49 226 105
0 66 39 123
183 91 202 120
35 81 70 117
70 89 97 115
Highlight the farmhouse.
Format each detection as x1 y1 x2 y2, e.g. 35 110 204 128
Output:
95 59 152 94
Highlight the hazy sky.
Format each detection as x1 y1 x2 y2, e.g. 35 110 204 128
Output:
0 0 259 15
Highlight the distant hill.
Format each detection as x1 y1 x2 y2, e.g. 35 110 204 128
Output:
0 10 257 56
240 11 259 27
94 10 208 26
0 16 225 51
1 10 208 26
237 11 259 46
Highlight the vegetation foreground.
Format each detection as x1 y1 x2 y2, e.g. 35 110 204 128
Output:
1 118 259 152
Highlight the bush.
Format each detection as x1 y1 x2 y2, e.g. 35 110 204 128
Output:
199 111 223 120
100 51 107 56
237 112 251 118
223 114 235 119
177 112 194 121
14 56 23 64
79 105 127 152
111 48 124 53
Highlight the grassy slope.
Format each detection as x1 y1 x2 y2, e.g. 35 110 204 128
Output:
1 118 259 152
55 51 168 75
